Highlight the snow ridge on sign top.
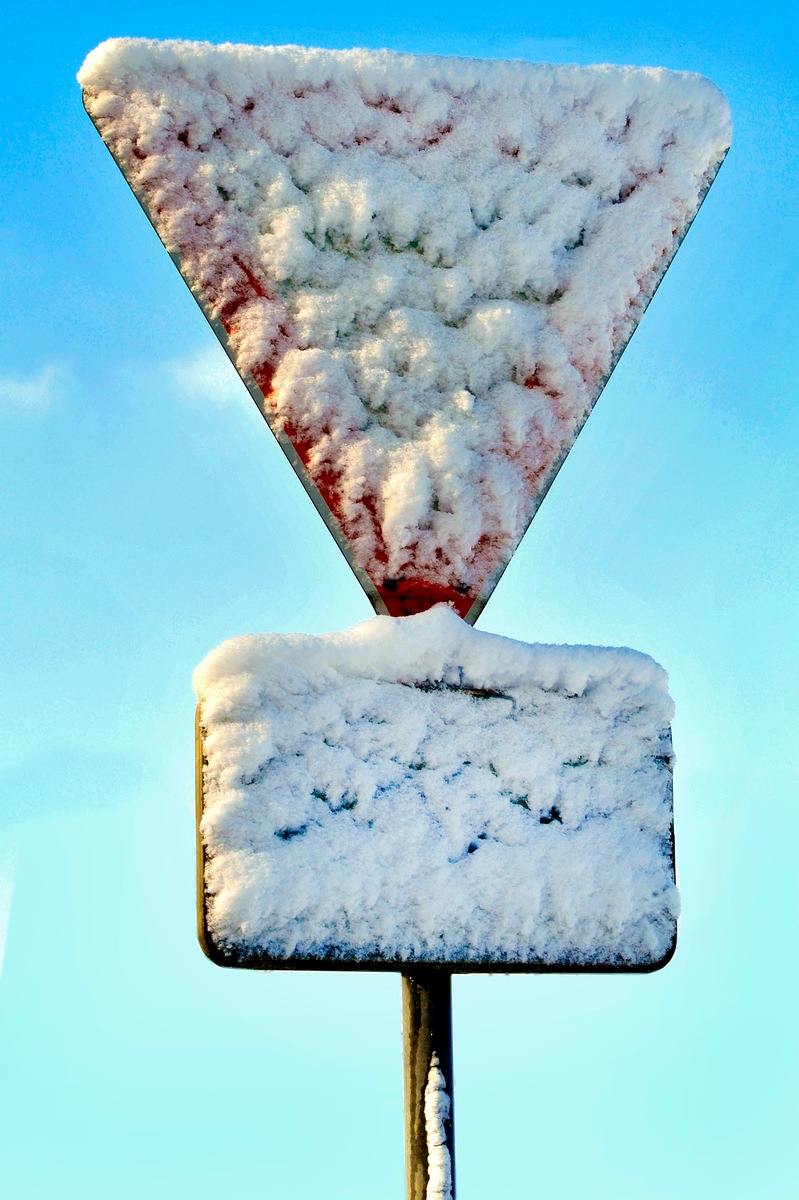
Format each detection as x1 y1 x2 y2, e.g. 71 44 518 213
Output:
80 41 730 618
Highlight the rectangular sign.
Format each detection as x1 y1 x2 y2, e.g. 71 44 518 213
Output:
195 608 677 973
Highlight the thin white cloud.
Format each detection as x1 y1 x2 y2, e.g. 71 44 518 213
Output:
0 363 59 408
168 343 244 404
0 848 16 981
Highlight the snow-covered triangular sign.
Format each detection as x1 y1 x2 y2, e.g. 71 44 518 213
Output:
80 41 730 620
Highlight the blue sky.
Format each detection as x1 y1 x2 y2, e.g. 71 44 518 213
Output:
1 2 797 1197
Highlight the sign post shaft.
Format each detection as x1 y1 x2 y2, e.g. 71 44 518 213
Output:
402 969 456 1200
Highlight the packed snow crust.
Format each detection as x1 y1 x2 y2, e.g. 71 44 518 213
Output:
194 607 677 968
424 1053 453 1200
80 40 730 616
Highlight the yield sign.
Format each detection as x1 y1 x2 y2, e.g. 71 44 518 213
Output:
80 41 730 620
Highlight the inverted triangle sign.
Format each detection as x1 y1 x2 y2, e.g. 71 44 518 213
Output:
80 41 730 619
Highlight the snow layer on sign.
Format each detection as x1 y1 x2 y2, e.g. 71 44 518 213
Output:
194 607 678 968
80 41 731 616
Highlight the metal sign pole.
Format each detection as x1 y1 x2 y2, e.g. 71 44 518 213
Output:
402 968 456 1200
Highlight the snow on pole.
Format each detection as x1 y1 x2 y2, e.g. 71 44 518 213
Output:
79 40 730 620
403 971 455 1200
424 1054 453 1200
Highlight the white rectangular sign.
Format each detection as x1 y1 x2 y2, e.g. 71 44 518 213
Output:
195 608 677 971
